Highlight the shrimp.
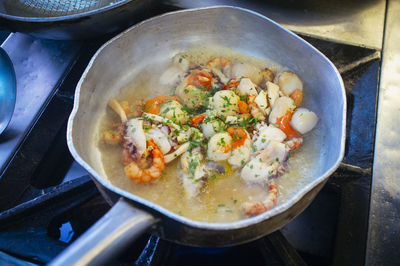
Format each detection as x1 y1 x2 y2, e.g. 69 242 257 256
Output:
103 130 122 145
226 127 248 148
222 78 241 90
241 180 278 217
276 110 300 139
230 62 263 85
190 113 206 128
268 96 296 124
175 69 213 109
290 89 303 107
284 137 303 151
124 139 165 183
175 69 213 101
238 100 250 114
206 57 232 84
102 123 124 145
143 96 181 115
188 69 213 89
275 72 303 96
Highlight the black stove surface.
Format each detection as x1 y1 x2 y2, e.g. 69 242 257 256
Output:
0 33 379 265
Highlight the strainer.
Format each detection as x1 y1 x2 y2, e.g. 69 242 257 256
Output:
0 0 153 39
2 0 128 18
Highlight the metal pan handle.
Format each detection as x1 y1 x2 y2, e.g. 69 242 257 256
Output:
49 197 157 266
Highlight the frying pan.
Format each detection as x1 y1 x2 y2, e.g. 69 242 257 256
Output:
0 0 154 40
53 6 346 265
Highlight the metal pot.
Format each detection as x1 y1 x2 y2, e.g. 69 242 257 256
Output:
54 6 346 265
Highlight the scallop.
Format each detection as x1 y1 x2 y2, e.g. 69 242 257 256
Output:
207 132 232 161
275 72 303 96
182 85 208 109
201 119 225 138
290 108 318 134
159 100 189 124
209 90 239 117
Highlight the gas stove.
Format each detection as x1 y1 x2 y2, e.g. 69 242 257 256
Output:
0 3 386 266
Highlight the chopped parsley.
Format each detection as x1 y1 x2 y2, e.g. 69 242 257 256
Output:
221 96 232 108
188 159 199 178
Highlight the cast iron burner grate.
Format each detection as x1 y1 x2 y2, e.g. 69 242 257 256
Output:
0 33 379 265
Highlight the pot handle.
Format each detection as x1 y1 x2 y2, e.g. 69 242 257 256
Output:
49 197 157 266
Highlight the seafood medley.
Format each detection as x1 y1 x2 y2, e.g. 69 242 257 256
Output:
101 52 318 220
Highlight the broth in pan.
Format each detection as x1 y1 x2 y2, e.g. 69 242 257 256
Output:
99 48 319 223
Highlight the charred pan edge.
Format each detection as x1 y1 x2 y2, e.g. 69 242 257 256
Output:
67 6 346 231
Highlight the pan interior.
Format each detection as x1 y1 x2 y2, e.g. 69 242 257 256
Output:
70 7 345 228
1 0 126 17
95 46 324 223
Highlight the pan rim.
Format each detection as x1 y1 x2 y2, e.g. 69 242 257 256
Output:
67 5 346 232
0 0 132 22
